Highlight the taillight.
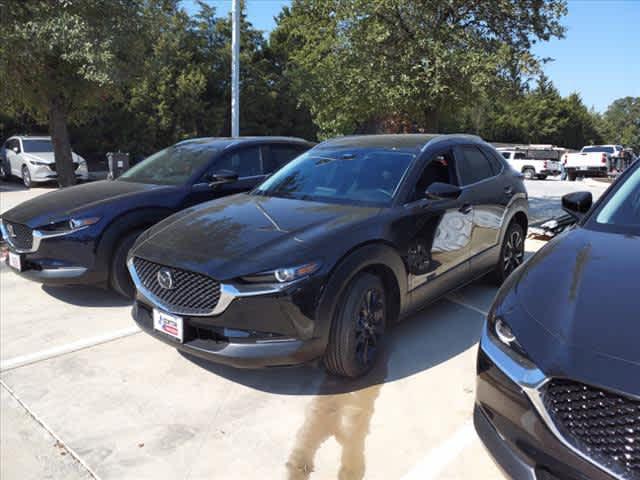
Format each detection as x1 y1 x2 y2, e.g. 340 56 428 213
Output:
544 161 548 169
602 153 607 164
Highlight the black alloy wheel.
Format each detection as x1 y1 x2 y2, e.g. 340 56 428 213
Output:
324 273 387 378
493 222 525 284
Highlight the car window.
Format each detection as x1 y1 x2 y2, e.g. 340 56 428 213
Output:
254 147 415 206
514 152 526 160
591 165 640 234
268 144 306 172
483 148 504 174
7 139 20 152
458 146 495 186
215 146 263 177
500 152 510 159
583 146 614 154
22 139 53 153
410 150 457 202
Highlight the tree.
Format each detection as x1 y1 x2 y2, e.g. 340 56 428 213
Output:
599 97 640 152
273 0 567 137
0 0 143 186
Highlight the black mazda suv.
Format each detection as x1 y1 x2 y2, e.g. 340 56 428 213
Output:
475 160 640 479
1 137 312 297
128 134 529 377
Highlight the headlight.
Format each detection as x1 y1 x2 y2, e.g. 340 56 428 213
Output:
487 313 530 360
38 217 101 235
241 261 321 284
29 160 51 166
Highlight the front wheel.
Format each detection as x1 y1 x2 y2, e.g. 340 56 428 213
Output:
110 229 144 298
523 168 535 180
0 161 9 180
21 165 32 188
492 222 525 285
324 273 386 378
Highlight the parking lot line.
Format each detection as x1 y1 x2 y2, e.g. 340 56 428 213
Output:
445 297 489 317
400 419 475 480
1 378 100 479
0 326 140 372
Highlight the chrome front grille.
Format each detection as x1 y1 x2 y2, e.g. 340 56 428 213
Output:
4 222 33 250
542 379 640 478
131 257 221 315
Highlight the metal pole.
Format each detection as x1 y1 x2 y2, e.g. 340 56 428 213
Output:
231 0 240 137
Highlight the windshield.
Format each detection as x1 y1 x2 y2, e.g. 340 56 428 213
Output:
22 139 53 153
583 146 614 154
118 144 216 185
591 164 640 234
253 147 415 206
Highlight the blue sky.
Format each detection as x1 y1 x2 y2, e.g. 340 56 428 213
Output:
184 0 639 112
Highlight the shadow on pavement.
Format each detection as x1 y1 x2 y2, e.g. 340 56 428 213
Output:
41 284 132 307
182 296 486 396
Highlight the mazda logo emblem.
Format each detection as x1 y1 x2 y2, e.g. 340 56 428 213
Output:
157 268 175 290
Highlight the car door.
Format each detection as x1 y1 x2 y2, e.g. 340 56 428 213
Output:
455 145 509 269
393 147 472 309
184 144 268 207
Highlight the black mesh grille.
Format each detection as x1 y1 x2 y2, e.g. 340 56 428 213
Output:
132 257 221 315
5 222 33 250
543 379 640 478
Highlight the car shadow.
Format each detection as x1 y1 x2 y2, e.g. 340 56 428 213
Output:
181 296 486 396
41 284 132 307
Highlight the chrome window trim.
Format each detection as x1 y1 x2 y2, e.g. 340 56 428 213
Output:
481 327 627 480
127 258 304 317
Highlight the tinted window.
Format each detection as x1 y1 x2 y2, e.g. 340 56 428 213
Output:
22 139 53 153
514 152 526 160
254 148 415 206
592 165 640 234
216 146 262 177
119 144 216 185
410 150 456 201
269 145 305 171
484 149 504 174
583 146 614 154
6 139 20 152
501 152 510 159
458 146 495 185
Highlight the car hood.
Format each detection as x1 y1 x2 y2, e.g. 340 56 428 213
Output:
131 193 381 280
509 227 640 396
1 180 174 227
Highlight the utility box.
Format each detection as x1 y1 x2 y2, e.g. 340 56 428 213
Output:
107 152 130 179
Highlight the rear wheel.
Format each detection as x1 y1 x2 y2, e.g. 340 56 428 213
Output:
568 171 577 181
324 273 386 378
0 160 8 180
110 229 143 298
537 174 547 180
492 222 525 285
21 165 31 188
522 168 535 180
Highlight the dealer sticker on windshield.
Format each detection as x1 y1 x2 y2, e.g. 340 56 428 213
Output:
153 309 183 343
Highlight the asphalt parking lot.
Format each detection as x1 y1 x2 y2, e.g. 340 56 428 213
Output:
0 178 610 480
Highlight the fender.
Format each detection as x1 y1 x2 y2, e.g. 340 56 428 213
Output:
313 242 408 344
499 195 529 246
94 207 175 275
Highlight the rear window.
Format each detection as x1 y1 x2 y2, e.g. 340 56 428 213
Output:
583 146 614 154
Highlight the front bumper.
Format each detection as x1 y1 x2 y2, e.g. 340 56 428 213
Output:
132 300 325 368
29 164 89 182
475 328 617 480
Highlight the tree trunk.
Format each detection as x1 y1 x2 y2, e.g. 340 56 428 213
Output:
48 95 76 188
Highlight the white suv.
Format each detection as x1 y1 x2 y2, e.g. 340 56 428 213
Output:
0 135 89 188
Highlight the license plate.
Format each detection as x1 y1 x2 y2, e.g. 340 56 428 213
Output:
580 166 588 171
8 252 22 271
153 309 183 342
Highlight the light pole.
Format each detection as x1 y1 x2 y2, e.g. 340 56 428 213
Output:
231 0 240 137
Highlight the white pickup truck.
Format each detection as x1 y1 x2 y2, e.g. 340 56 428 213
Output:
497 148 561 180
562 145 623 181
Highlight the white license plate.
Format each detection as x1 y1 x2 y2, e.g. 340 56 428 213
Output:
580 166 588 171
153 309 183 342
8 252 22 271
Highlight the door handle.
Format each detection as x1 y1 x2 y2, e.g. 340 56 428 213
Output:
504 186 514 196
459 203 472 214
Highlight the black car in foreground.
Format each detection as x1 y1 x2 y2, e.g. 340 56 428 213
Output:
0 137 312 297
475 161 640 479
128 134 529 377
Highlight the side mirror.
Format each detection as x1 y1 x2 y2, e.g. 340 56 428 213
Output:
425 182 461 201
562 191 592 219
208 169 239 187
12 147 19 153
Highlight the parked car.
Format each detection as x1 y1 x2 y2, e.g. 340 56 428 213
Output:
474 160 640 479
563 144 624 181
0 137 312 297
497 147 561 180
0 135 89 187
128 134 529 377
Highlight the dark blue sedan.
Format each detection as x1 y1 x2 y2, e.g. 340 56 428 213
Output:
0 137 312 297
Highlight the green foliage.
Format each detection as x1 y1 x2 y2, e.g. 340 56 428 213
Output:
598 97 640 152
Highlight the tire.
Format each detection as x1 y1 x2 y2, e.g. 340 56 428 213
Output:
523 168 535 180
568 171 577 182
492 222 525 285
109 229 143 298
324 273 386 378
0 161 8 181
21 165 32 188
537 174 547 180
